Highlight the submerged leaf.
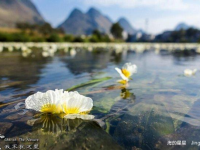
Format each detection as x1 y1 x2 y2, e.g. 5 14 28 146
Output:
66 77 112 91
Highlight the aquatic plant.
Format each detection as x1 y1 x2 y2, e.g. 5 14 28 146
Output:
184 69 197 76
115 62 137 84
25 89 63 114
25 89 94 120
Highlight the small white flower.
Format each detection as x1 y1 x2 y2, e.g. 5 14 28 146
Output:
22 48 32 57
42 48 56 57
184 69 197 77
8 46 13 52
62 91 94 120
25 89 64 114
42 51 49 57
21 46 28 52
115 63 137 82
0 46 3 53
64 48 69 53
70 49 76 57
88 47 93 52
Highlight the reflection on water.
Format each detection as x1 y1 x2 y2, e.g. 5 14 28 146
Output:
61 49 113 75
0 43 200 149
0 114 123 149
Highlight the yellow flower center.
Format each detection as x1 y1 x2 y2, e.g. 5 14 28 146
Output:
63 105 80 114
121 69 131 78
62 105 90 115
40 104 62 114
66 108 80 114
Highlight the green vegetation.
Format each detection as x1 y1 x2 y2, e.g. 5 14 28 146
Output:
89 30 111 42
0 22 117 42
2 22 200 43
0 32 31 42
110 23 123 39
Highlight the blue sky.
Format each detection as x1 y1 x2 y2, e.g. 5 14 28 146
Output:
32 0 200 34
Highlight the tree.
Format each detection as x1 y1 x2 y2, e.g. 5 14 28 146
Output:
64 34 74 42
92 30 102 40
110 23 123 39
47 33 62 42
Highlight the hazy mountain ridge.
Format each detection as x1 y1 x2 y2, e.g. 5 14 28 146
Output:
118 18 136 34
175 22 197 31
0 0 44 28
0 1 196 37
58 7 113 35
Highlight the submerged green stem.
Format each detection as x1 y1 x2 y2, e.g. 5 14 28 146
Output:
66 77 112 91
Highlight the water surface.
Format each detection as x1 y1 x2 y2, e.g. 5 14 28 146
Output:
0 45 200 150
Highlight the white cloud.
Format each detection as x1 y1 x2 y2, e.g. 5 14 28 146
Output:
82 0 188 10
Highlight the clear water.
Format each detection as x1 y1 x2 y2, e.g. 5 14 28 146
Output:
0 46 200 150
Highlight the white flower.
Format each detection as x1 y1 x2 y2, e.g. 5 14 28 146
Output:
8 46 13 52
21 46 28 52
25 89 64 114
64 48 69 53
42 51 49 57
25 90 94 120
42 48 56 57
184 69 197 77
70 49 76 57
115 63 137 81
62 91 94 120
22 48 32 57
88 47 93 52
0 46 3 53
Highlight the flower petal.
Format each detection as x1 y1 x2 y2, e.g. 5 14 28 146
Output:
184 69 197 76
122 63 137 76
62 91 93 114
115 67 128 81
25 89 63 113
64 114 94 120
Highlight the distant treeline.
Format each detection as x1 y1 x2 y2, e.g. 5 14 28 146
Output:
1 22 200 43
0 22 120 42
154 28 200 43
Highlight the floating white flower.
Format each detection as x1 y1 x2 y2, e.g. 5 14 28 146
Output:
184 69 197 77
0 46 3 53
42 46 57 57
25 89 94 120
22 48 32 57
64 47 69 53
70 48 76 57
8 46 13 52
25 89 64 114
62 91 94 120
42 51 50 57
115 63 137 83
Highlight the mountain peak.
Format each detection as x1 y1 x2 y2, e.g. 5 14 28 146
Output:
178 22 187 26
87 7 101 17
59 7 112 35
69 8 83 18
118 17 128 22
71 8 82 14
0 0 44 27
118 17 136 34
175 22 190 31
